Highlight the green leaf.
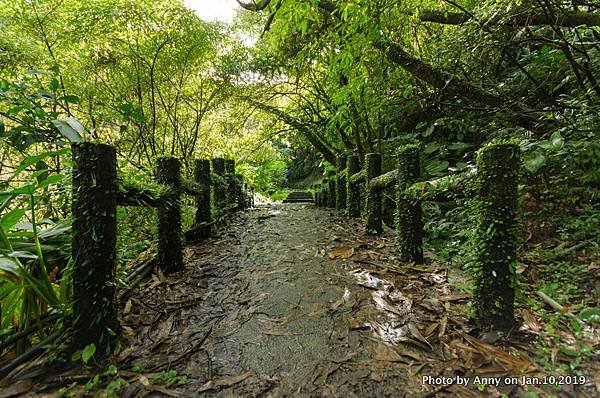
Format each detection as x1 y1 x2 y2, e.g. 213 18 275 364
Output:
63 95 80 104
81 343 96 364
524 152 546 173
550 131 564 149
579 308 600 324
37 174 64 189
1 208 26 230
0 257 20 275
13 148 69 177
51 119 84 143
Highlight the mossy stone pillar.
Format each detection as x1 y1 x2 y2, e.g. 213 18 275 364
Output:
224 159 236 207
395 144 423 264
346 154 360 217
71 142 119 354
315 187 321 207
194 159 211 225
327 178 336 208
364 153 382 234
211 158 226 212
472 142 520 331
236 174 245 210
336 156 347 212
156 157 183 274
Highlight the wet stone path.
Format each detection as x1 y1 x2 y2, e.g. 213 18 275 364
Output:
120 203 424 396
31 202 573 397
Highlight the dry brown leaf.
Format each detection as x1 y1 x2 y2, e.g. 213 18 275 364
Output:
462 334 536 373
224 307 241 324
146 385 181 397
263 330 300 336
438 315 448 337
123 299 133 315
0 379 33 398
198 371 252 392
138 374 151 387
423 322 438 337
408 322 433 350
371 344 408 363
152 315 173 349
521 309 542 332
329 246 355 259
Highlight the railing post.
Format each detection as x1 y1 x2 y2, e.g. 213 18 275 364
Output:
156 157 183 274
224 159 236 208
236 173 246 210
395 144 423 264
71 142 119 354
211 158 226 213
346 154 360 217
194 159 211 225
336 156 347 212
327 178 336 208
315 186 320 207
365 153 382 234
472 142 520 330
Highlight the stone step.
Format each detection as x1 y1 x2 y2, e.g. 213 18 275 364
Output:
283 191 314 203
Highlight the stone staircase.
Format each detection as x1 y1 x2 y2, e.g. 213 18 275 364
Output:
283 191 314 203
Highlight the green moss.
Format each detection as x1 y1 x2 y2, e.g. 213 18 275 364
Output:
156 157 183 274
71 142 119 355
327 179 336 208
194 159 211 224
394 144 423 263
336 156 347 212
346 155 361 217
364 153 382 235
211 158 226 216
471 141 520 331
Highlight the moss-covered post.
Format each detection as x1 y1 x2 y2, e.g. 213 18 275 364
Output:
71 143 119 354
472 142 520 331
156 157 183 274
364 153 382 234
346 154 361 217
395 144 423 264
211 158 226 213
322 182 329 208
315 187 321 207
236 174 246 210
336 156 347 212
194 159 211 225
224 159 236 208
327 178 336 208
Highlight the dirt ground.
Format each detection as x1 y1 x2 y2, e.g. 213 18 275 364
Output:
4 203 599 397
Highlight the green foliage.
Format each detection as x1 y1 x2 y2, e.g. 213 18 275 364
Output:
0 150 71 341
239 160 287 192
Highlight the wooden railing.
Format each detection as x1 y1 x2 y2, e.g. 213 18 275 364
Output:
70 143 250 353
314 141 520 331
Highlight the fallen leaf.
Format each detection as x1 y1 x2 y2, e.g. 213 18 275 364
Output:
138 374 151 387
198 371 252 392
371 344 408 363
224 307 241 324
408 322 433 350
263 330 300 336
521 309 542 332
329 246 354 259
124 299 133 315
0 379 33 398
